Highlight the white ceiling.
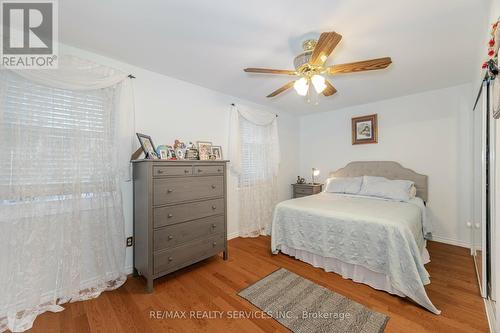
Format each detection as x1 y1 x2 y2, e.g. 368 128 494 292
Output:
60 0 487 114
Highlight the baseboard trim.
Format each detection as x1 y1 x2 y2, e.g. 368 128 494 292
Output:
429 235 471 248
484 297 496 333
227 231 239 240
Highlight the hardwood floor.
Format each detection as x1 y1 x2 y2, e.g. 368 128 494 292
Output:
27 237 488 333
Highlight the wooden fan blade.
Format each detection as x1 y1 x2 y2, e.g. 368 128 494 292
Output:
267 81 295 98
309 32 342 66
244 68 297 75
323 80 337 96
327 57 392 75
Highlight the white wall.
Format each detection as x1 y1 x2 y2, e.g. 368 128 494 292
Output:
60 44 300 271
299 84 473 247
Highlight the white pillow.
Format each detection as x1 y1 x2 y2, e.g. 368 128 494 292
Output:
325 177 363 194
359 176 414 201
409 185 417 198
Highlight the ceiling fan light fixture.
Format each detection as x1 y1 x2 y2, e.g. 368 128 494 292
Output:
311 74 327 93
242 31 392 100
293 77 309 96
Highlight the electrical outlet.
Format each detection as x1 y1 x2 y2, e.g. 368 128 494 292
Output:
126 237 133 247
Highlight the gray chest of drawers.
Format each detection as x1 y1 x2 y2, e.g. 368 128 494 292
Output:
132 160 228 292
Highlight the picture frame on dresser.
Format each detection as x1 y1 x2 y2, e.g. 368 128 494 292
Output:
211 146 223 160
156 145 170 160
136 133 159 159
197 141 212 160
132 159 229 292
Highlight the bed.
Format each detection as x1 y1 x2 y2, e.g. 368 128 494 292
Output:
270 161 440 314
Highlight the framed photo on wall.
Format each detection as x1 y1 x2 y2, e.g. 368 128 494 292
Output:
351 114 378 145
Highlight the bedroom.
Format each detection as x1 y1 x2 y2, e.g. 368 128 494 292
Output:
0 0 499 332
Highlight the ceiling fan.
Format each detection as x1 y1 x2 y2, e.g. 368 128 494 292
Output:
243 31 392 100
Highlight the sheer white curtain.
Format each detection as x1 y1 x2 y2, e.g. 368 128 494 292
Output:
0 55 134 332
229 105 280 237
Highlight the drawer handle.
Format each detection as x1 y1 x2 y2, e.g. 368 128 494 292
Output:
217 168 222 172
167 189 174 193
168 257 173 262
184 169 190 173
168 235 173 240
211 184 216 189
212 242 217 247
167 213 173 218
212 205 217 210
198 169 203 173
157 169 164 174
211 223 217 228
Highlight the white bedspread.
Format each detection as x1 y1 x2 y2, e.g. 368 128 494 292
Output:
271 193 440 314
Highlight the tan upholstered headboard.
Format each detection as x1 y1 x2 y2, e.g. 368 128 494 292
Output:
329 161 428 202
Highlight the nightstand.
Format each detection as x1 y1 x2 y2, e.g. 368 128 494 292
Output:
292 183 323 198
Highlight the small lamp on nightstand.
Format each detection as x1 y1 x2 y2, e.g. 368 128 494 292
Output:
311 168 320 184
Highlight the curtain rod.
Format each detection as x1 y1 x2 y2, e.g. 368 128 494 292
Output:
231 103 278 117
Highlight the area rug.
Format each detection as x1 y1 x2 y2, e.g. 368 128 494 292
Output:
238 268 389 333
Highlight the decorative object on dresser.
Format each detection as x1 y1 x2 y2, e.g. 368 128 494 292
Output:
211 146 223 160
136 133 159 159
296 176 306 184
173 139 186 160
185 142 199 160
197 141 213 160
158 149 168 159
292 183 323 198
167 145 176 159
352 114 378 145
156 145 170 159
132 159 229 292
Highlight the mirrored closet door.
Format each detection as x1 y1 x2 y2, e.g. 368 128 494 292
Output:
473 76 497 309
473 78 487 297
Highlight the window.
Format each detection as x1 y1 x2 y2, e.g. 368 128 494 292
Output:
238 116 274 187
231 108 279 237
0 71 115 201
0 60 128 333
